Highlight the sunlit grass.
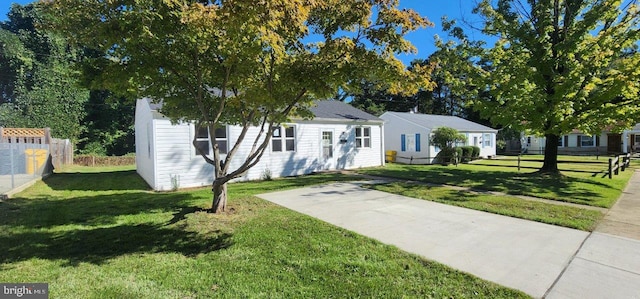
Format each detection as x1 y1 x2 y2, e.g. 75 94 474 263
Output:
0 166 528 298
358 156 636 208
367 182 603 231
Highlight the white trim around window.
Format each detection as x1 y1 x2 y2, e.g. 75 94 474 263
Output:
272 125 296 152
579 135 596 147
355 127 371 148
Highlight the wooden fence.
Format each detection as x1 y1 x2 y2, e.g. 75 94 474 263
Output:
505 154 632 179
607 153 632 179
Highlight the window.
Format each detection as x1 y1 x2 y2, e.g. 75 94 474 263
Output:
195 126 228 155
415 133 421 152
406 135 415 152
580 135 595 147
214 127 227 154
558 136 564 147
322 131 333 159
194 126 210 155
272 126 295 152
356 127 371 148
483 133 492 147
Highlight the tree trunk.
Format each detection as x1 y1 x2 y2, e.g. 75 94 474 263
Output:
211 180 228 213
540 133 560 173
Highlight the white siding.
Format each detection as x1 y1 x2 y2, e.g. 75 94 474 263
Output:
138 113 384 191
380 112 497 164
479 132 496 158
152 120 215 191
238 122 384 181
380 113 431 164
134 99 156 188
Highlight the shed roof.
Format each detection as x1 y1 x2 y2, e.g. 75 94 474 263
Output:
381 112 497 132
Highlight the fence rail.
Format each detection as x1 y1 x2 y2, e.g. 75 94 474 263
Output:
477 154 632 179
607 153 632 179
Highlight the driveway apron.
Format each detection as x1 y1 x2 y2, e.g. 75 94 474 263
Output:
258 182 588 298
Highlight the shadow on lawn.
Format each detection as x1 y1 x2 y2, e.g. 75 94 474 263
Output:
44 170 149 191
363 165 613 205
3 192 197 228
0 224 232 266
0 191 231 266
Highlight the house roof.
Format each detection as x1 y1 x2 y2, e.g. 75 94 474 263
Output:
381 111 497 132
307 100 382 122
144 98 382 123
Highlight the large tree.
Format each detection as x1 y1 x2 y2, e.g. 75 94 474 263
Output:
0 4 89 141
469 0 640 173
45 0 432 212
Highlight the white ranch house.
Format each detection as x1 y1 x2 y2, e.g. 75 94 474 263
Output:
380 112 497 164
135 99 384 191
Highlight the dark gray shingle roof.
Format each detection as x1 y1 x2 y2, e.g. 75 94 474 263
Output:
381 112 497 132
308 100 382 122
145 98 381 122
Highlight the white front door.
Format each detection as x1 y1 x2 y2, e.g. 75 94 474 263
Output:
321 130 334 169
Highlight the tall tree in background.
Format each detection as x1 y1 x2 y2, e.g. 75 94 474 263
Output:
46 0 433 212
471 0 640 173
78 90 135 156
0 3 89 142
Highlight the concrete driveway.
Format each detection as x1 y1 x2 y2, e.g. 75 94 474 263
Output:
258 182 640 298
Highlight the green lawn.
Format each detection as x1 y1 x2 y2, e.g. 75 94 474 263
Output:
358 156 635 208
367 182 603 231
0 165 527 298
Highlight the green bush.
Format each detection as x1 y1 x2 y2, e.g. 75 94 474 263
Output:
434 147 464 165
471 146 481 159
460 146 473 162
455 147 463 162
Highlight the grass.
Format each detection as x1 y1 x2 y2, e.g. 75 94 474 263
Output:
358 155 636 208
0 165 528 298
366 182 603 231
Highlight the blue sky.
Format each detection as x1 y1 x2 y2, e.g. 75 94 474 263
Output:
1 0 483 65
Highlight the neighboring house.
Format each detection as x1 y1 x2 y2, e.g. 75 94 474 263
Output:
135 99 384 191
522 129 624 155
515 122 640 155
622 123 640 153
379 112 497 164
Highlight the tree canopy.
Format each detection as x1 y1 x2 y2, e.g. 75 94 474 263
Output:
44 0 433 212
0 3 89 142
440 0 640 172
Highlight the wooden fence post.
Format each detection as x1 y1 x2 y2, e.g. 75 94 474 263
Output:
608 158 613 179
517 155 521 172
615 156 620 176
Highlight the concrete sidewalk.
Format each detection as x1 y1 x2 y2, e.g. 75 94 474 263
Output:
546 169 640 298
259 182 588 298
258 174 640 298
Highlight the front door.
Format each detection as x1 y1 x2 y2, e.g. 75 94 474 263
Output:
607 134 622 154
321 131 334 169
